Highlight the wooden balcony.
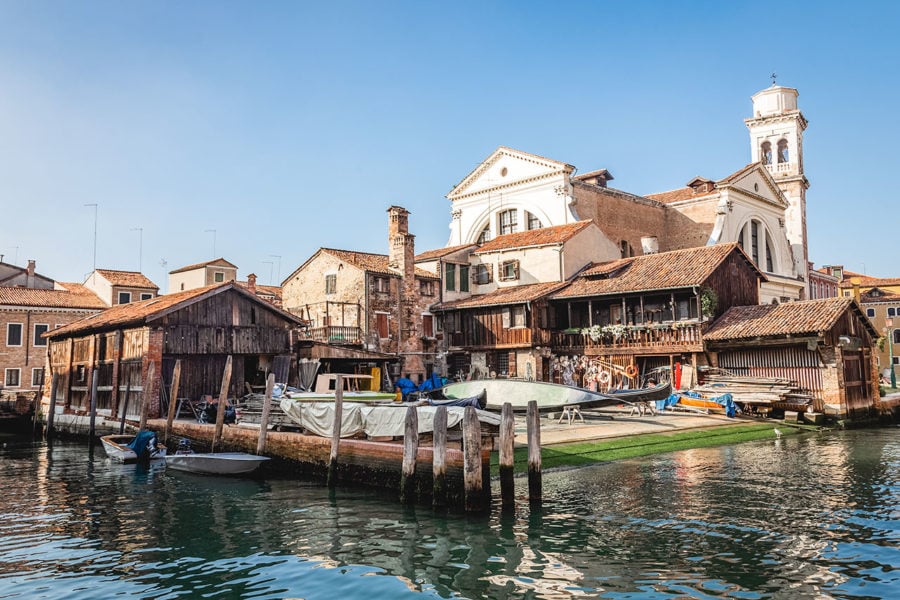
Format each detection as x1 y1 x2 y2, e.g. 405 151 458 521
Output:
447 327 534 350
306 325 362 345
550 322 706 355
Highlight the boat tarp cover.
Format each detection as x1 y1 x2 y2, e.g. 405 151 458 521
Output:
657 392 736 417
126 430 157 454
279 399 500 437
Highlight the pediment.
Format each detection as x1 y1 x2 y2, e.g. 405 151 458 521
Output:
447 147 573 200
719 163 789 208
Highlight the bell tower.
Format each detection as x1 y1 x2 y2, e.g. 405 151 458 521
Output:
745 81 810 293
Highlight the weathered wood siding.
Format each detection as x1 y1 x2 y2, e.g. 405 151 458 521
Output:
701 252 761 318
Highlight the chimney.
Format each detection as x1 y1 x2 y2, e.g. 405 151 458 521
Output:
247 273 257 295
26 260 36 288
387 205 412 274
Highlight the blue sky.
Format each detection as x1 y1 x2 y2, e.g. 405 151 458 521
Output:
1 1 896 290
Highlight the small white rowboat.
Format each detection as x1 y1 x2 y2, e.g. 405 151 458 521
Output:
100 433 167 463
165 452 270 476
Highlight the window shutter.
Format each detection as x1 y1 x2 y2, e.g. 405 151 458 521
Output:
502 309 511 329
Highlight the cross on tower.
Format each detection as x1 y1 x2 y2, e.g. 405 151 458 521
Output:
770 72 777 85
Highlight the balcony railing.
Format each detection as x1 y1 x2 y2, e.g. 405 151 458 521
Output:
764 161 793 174
550 322 705 353
305 325 362 345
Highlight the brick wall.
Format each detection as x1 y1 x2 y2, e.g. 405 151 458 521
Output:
0 308 97 391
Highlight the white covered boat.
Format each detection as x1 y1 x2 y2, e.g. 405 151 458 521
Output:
165 452 270 475
100 432 167 463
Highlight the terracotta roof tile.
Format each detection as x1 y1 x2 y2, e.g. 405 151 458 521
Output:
553 244 759 299
95 269 158 289
433 282 569 310
47 282 302 338
169 258 238 274
645 186 717 204
415 244 476 262
839 276 900 288
236 280 282 299
0 286 106 309
704 297 867 340
860 288 900 303
322 249 438 279
474 221 593 254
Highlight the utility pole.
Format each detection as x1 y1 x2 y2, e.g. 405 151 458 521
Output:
85 203 98 271
131 227 143 272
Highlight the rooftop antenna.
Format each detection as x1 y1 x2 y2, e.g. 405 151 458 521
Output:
85 203 98 271
130 227 143 272
204 229 217 258
261 260 274 285
269 254 282 282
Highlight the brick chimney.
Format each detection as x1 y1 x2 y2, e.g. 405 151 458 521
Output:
247 273 257 295
26 260 36 288
387 206 424 378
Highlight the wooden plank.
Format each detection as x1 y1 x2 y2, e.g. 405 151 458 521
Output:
212 355 233 452
118 382 132 435
256 373 275 455
463 405 484 512
432 406 448 509
164 359 182 445
45 373 58 438
400 405 419 504
88 369 99 440
327 374 343 487
139 361 155 430
499 402 515 510
527 399 541 503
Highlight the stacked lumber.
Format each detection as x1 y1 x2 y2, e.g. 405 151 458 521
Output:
694 373 814 407
238 393 294 429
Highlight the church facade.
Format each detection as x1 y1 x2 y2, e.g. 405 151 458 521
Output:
438 83 811 305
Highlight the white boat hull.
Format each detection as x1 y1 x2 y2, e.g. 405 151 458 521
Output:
165 452 270 475
100 434 167 464
440 379 621 412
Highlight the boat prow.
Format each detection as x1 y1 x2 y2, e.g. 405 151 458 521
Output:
436 379 622 413
100 432 167 464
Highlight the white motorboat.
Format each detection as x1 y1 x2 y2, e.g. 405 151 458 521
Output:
100 432 167 463
165 452 270 475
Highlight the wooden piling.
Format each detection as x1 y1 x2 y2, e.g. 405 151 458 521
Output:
164 359 182 445
463 404 485 512
45 373 58 439
499 402 515 509
327 374 343 487
526 400 542 503
139 361 155 431
118 382 131 435
88 369 99 440
432 406 448 509
256 373 275 455
400 405 419 504
212 355 232 452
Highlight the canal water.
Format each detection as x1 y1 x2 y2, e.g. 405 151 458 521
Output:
0 428 897 599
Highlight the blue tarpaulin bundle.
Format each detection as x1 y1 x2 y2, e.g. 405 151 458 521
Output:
655 392 737 417
126 430 158 460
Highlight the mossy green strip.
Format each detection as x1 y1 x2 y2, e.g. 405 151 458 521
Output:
490 423 802 474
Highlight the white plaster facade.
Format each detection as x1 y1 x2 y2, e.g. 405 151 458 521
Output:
447 148 578 247
168 259 238 293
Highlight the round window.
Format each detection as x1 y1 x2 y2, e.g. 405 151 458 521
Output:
500 167 508 177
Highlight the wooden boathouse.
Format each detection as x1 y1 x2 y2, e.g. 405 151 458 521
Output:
703 296 880 420
44 282 303 421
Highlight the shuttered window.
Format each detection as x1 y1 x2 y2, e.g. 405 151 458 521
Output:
376 313 389 339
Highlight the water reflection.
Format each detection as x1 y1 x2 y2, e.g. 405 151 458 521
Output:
0 430 897 599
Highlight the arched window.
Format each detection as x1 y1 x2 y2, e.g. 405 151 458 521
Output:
526 211 543 230
889 307 897 318
476 225 490 245
761 141 772 165
498 209 518 235
777 139 789 163
740 219 776 272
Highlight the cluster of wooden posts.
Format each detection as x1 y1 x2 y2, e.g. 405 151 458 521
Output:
43 357 545 513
